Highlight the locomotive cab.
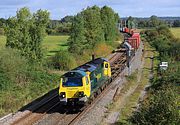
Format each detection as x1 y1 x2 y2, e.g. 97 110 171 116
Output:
59 71 91 105
59 58 111 105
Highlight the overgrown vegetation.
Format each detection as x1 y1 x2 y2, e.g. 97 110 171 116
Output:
5 7 49 60
0 8 59 116
48 50 77 70
0 48 59 116
128 25 180 124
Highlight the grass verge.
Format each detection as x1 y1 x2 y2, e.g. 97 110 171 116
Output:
117 42 158 124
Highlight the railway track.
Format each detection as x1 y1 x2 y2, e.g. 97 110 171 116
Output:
11 94 59 125
34 51 127 125
7 49 127 125
67 51 127 125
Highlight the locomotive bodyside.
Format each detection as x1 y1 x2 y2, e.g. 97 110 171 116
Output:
59 58 111 105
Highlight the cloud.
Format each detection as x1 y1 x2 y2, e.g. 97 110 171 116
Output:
0 0 179 19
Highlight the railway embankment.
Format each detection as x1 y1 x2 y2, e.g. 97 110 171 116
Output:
101 42 158 125
74 42 144 125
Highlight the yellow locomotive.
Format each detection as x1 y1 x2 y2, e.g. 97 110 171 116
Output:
59 58 111 105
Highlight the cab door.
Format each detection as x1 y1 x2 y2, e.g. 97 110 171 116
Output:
84 74 91 97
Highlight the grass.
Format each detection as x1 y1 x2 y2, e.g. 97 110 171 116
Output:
0 35 69 56
170 27 180 39
43 35 69 56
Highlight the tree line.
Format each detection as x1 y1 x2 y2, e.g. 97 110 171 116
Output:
123 15 180 28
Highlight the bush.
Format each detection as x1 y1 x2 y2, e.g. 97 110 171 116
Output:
0 28 4 35
93 42 113 57
0 48 58 86
0 48 59 116
130 85 179 125
50 50 77 70
0 48 30 85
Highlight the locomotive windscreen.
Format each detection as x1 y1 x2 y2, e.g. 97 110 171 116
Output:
62 77 83 87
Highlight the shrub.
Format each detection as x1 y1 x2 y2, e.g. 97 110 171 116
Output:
129 85 179 125
50 50 77 70
0 48 59 116
0 48 30 85
0 28 4 35
93 42 112 57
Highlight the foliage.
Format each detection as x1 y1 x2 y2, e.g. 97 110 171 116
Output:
173 20 180 27
49 50 77 70
60 16 74 23
129 25 180 125
130 84 179 125
144 25 180 61
0 48 59 116
0 18 6 28
68 14 87 55
68 5 119 55
0 28 4 35
101 6 119 41
127 16 137 28
136 15 166 28
5 7 50 60
82 6 105 48
93 42 112 57
47 16 73 35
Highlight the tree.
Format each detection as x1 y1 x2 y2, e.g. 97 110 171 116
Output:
173 20 180 27
60 16 74 23
149 15 161 27
0 18 6 28
82 6 104 48
68 6 119 55
5 7 49 60
100 6 118 41
127 16 136 28
68 14 87 55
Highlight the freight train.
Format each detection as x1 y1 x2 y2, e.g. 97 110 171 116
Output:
59 58 111 105
59 24 141 105
120 27 141 51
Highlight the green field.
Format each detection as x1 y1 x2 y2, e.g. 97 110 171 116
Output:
0 35 69 56
170 28 180 39
43 35 69 56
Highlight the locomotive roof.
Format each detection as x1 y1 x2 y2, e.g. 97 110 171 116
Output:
63 58 108 78
63 70 86 78
76 58 108 72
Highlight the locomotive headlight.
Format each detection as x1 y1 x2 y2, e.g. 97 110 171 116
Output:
79 92 84 97
60 92 66 98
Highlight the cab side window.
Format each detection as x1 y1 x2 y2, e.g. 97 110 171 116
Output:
86 76 89 85
105 63 108 68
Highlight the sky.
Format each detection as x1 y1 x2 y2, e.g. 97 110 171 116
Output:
0 0 180 19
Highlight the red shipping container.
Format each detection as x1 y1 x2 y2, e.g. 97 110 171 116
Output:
132 33 141 48
124 27 129 33
128 37 138 50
